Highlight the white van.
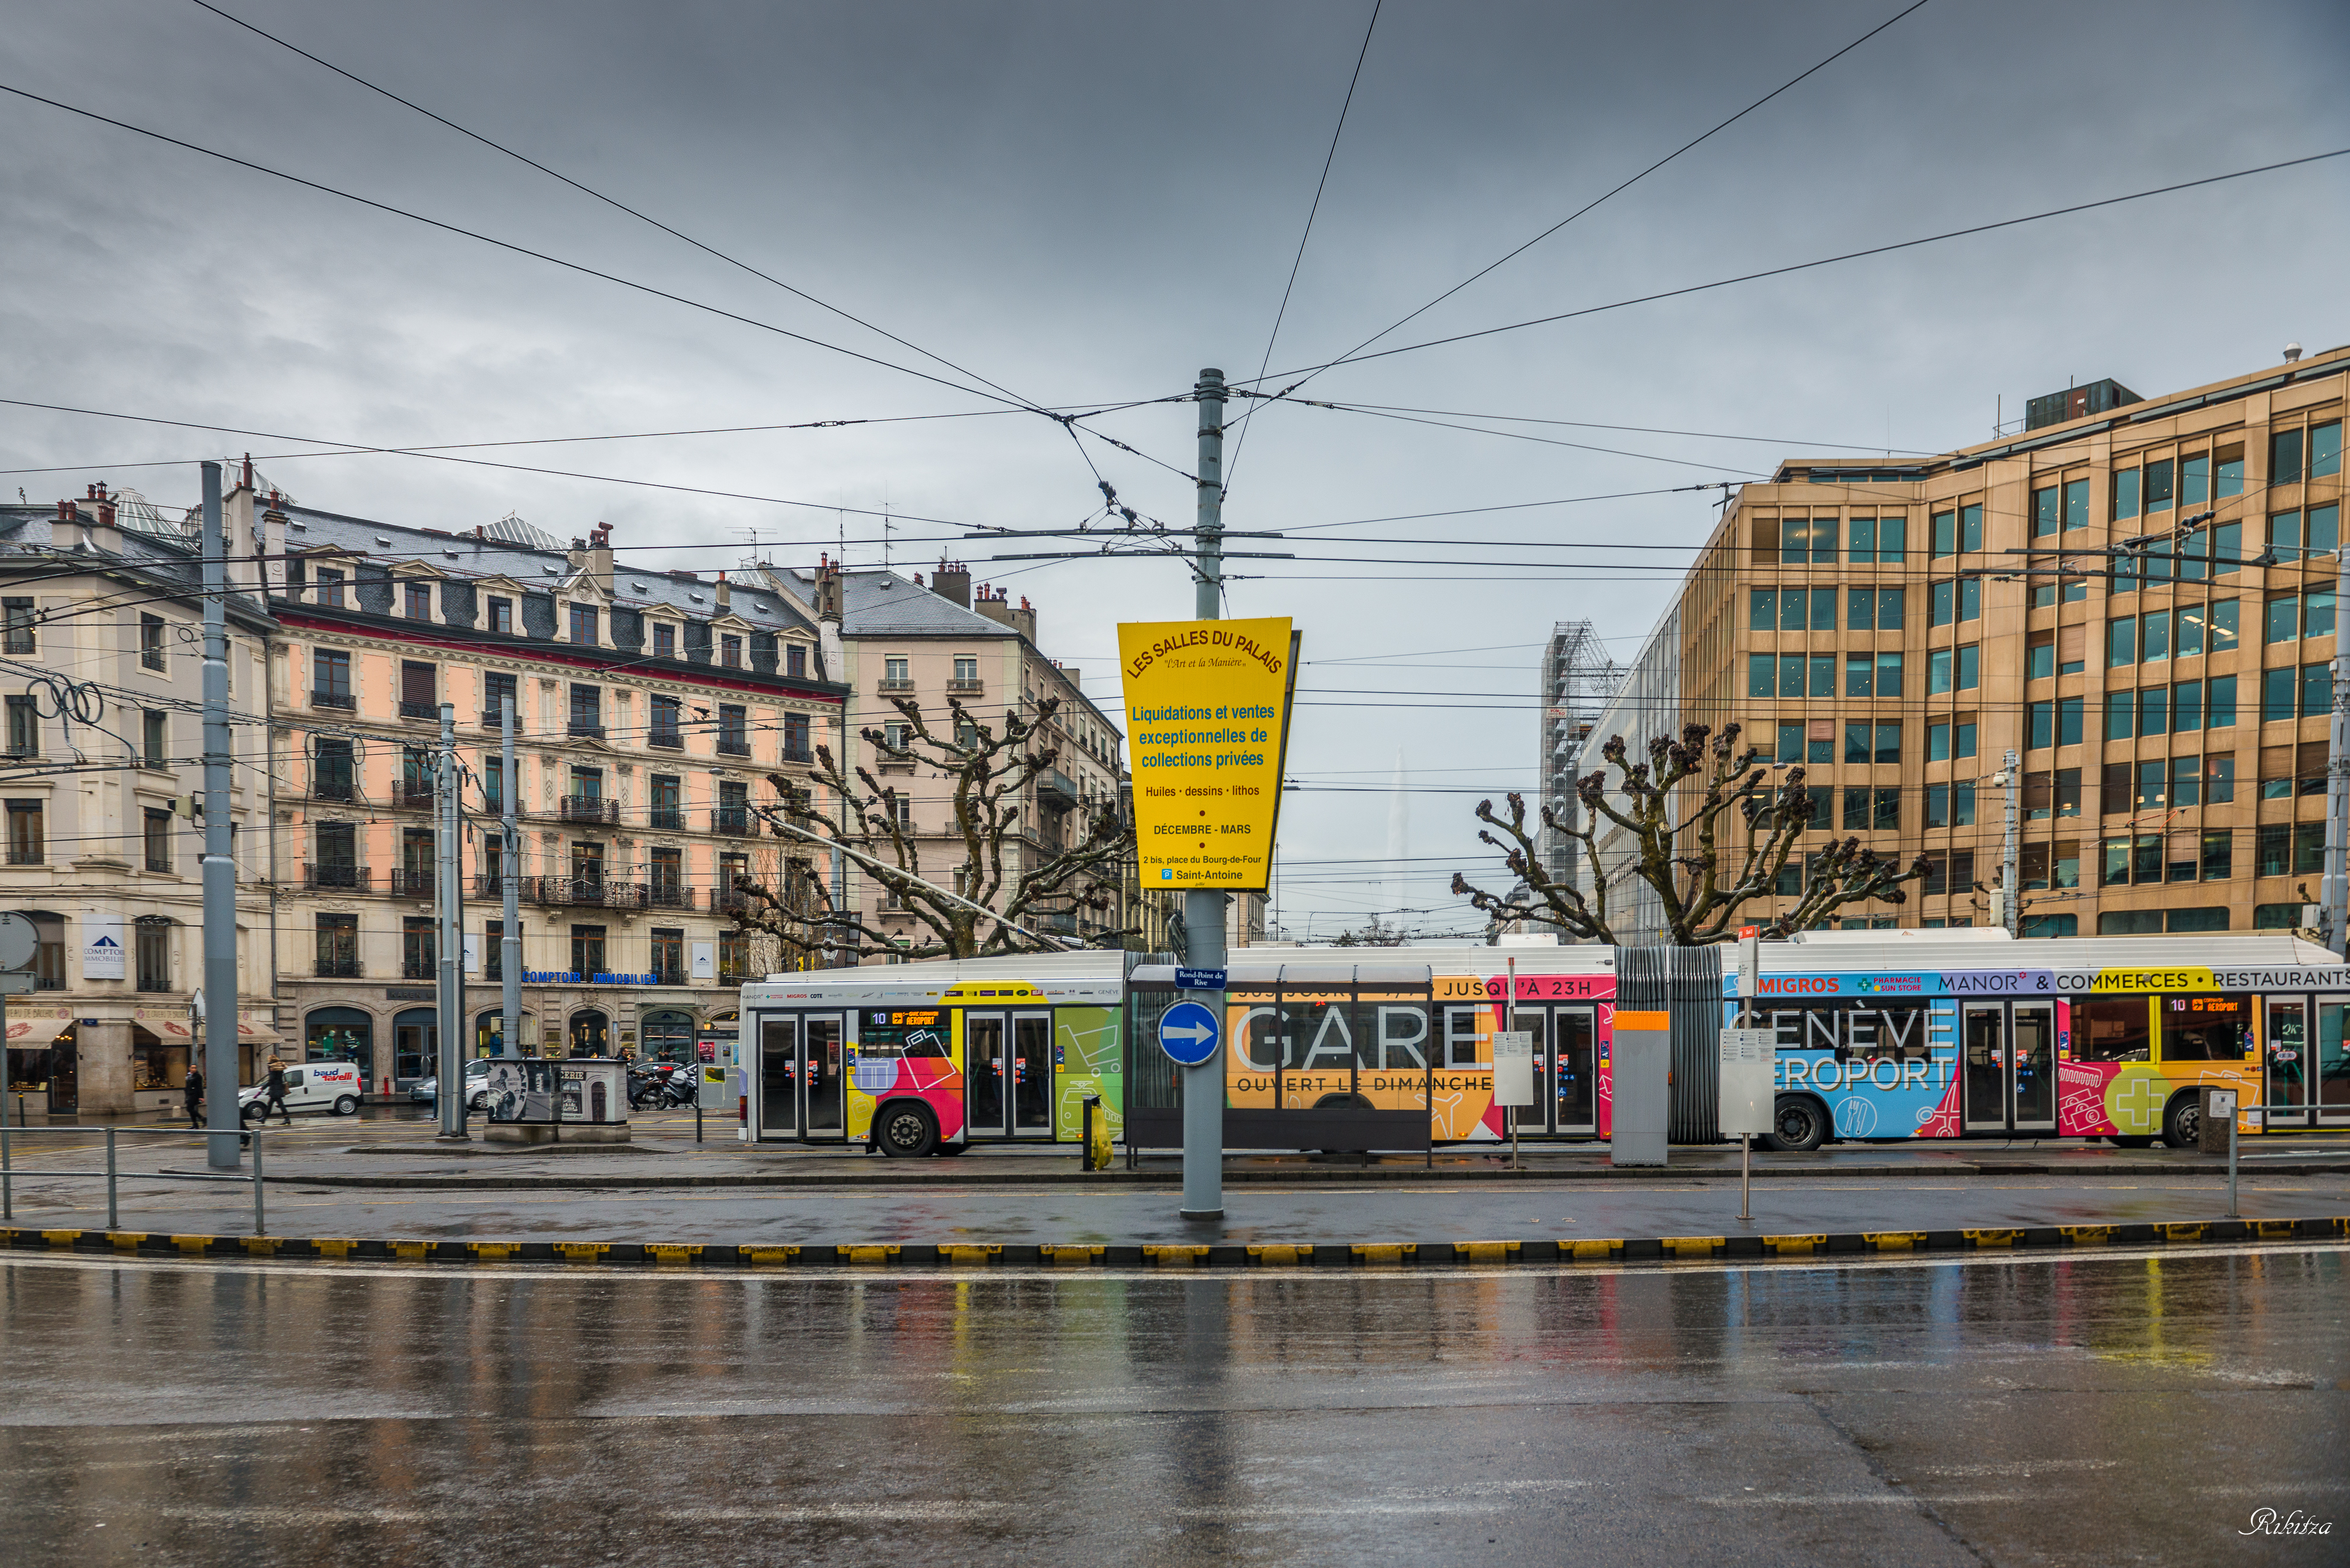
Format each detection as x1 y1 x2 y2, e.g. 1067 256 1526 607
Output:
238 1060 365 1120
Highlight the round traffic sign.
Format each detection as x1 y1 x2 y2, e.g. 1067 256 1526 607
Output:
1156 1000 1221 1067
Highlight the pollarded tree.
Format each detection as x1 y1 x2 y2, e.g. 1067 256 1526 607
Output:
736 691 1136 961
1452 722 1926 945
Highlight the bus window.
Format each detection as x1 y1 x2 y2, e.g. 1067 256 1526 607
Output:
2076 998 2150 1063
2159 994 2250 1062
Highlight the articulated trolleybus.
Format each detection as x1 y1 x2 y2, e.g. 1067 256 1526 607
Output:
737 929 2350 1157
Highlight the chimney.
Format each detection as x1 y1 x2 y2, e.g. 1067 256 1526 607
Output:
813 555 844 685
225 477 258 598
261 505 288 595
715 569 731 614
1015 594 1036 642
931 558 971 608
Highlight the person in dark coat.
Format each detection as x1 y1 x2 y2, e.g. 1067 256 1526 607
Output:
263 1057 290 1124
182 1063 204 1125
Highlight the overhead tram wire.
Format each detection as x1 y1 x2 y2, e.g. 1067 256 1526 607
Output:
1285 400 1941 456
1227 0 1937 421
0 80 1196 483
187 0 1047 416
1224 0 1382 496
1237 147 2350 387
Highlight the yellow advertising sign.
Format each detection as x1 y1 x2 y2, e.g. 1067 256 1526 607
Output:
1119 616 1295 892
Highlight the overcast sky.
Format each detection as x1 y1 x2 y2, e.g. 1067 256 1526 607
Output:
5 0 2346 937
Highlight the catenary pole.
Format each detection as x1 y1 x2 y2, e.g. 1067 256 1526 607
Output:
200 461 239 1171
436 703 465 1138
2001 747 2021 937
502 698 521 1061
2325 546 2350 955
1181 368 1228 1221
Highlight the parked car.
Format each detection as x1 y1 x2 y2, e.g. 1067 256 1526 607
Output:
237 1061 365 1120
409 1058 495 1110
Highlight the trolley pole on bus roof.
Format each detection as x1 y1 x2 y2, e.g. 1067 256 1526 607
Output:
1180 368 1228 1222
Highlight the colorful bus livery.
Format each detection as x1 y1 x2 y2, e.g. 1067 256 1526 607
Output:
738 930 2347 1156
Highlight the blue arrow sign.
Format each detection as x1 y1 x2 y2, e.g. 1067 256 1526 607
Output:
1157 1000 1221 1067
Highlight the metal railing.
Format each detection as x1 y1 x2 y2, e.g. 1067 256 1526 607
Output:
568 721 606 740
560 797 621 824
397 700 438 720
311 689 355 710
394 782 436 810
1 1122 270 1236
716 736 751 757
646 880 691 909
314 956 362 978
648 729 685 750
389 868 436 899
479 709 523 734
710 807 756 836
646 807 686 831
302 864 370 892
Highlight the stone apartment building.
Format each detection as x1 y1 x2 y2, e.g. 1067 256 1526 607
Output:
0 487 280 1114
264 487 843 1093
1587 345 2347 940
763 558 1130 954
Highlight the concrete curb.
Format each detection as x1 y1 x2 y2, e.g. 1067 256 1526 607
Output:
8 1218 2346 1270
143 1155 2350 1191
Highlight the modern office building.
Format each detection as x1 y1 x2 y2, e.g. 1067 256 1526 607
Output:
1594 345 2346 938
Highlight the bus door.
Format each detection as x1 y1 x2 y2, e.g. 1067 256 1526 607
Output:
2266 996 2310 1128
2317 997 2350 1126
1962 1003 2008 1132
964 1010 1054 1138
2011 1001 2055 1132
756 1011 848 1141
1527 1005 1597 1135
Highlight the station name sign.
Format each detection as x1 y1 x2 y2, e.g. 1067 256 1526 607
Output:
1119 616 1296 892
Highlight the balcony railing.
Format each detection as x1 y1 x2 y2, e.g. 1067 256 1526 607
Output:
647 807 686 831
560 796 620 824
946 678 985 696
716 963 748 985
402 961 435 981
709 884 759 914
717 735 751 757
314 956 362 978
309 782 355 802
398 700 438 720
394 782 436 810
782 744 813 764
648 729 684 750
710 807 757 837
1038 769 1078 811
303 864 370 892
649 966 687 987
647 880 691 909
522 875 645 909
877 678 916 696
389 868 435 899
472 875 514 900
568 721 606 740
479 709 523 734
311 689 355 710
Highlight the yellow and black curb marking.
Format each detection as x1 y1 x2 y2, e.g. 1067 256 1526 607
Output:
7 1218 2348 1269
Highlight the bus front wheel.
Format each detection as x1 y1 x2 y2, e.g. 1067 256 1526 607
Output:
1762 1095 1827 1152
875 1102 938 1159
2162 1093 2201 1150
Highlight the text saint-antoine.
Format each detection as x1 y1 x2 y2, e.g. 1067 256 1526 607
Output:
1124 626 1286 681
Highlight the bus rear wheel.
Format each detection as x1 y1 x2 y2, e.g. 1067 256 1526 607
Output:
2162 1093 2201 1150
875 1102 938 1159
1762 1095 1827 1152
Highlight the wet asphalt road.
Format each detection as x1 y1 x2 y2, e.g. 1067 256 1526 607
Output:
4 1245 2346 1566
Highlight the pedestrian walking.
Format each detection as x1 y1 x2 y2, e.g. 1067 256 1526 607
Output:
263 1055 290 1125
182 1063 204 1125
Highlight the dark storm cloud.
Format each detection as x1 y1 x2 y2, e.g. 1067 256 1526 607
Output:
2 0 2345 931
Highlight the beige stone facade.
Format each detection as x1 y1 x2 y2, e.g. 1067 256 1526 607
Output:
1609 346 2347 939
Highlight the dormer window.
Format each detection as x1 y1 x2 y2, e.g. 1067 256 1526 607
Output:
488 597 513 634
653 623 675 659
721 634 743 669
787 643 807 678
405 581 432 620
570 605 599 646
317 568 346 608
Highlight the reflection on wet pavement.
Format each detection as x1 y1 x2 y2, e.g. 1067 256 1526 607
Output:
4 1246 2345 1565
